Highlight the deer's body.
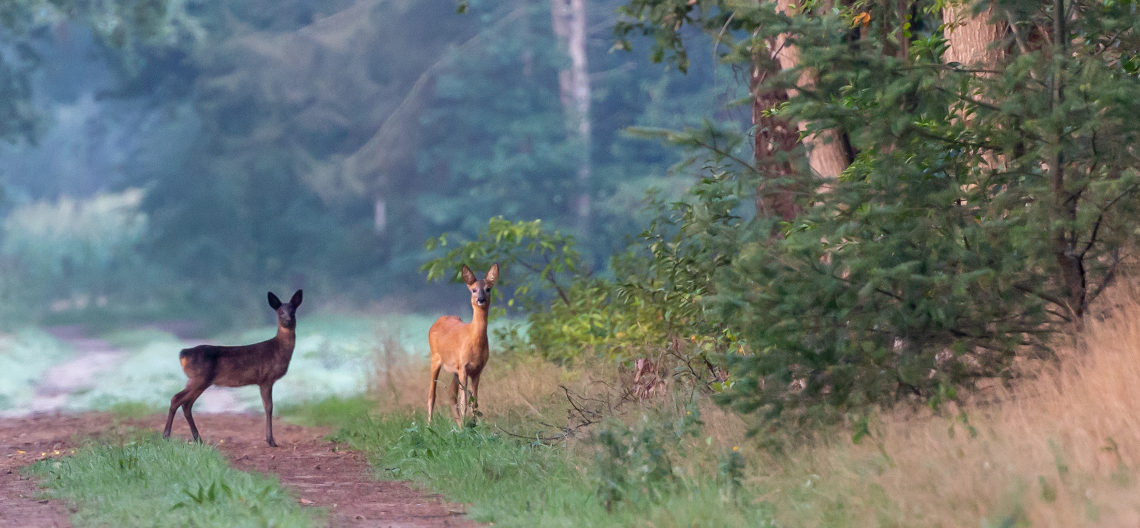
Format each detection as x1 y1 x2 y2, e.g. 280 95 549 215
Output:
163 290 303 446
428 264 498 425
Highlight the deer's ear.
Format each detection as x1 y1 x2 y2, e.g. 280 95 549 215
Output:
485 262 500 288
290 289 303 307
268 292 283 310
461 265 476 285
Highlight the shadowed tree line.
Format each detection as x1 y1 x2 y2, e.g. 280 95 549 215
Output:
0 0 738 325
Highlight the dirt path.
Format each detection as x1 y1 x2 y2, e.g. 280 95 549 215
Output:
1 413 476 528
30 327 129 414
26 325 250 415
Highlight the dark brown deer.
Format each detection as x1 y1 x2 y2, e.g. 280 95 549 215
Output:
162 290 303 446
428 263 498 425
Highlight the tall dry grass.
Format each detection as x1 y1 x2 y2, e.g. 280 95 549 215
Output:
368 326 596 430
768 290 1140 527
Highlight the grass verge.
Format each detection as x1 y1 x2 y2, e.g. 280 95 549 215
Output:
328 410 772 527
26 432 319 528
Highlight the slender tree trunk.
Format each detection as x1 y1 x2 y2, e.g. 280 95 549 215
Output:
751 37 799 221
772 0 851 181
1047 0 1084 321
552 0 591 235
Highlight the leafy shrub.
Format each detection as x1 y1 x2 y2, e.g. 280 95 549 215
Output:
422 216 581 314
592 404 706 511
422 205 740 365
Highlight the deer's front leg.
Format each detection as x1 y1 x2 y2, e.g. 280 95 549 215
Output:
260 383 277 447
455 370 470 426
468 371 481 422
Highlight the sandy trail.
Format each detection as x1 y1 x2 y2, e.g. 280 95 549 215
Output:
30 326 129 414
27 325 253 415
1 413 475 528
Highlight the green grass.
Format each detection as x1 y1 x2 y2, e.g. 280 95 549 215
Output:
106 401 163 420
323 399 773 528
278 395 375 428
26 432 320 528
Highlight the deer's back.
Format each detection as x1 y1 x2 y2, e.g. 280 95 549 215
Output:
179 339 293 387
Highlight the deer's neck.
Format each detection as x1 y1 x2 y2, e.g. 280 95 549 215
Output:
276 326 296 353
469 305 489 343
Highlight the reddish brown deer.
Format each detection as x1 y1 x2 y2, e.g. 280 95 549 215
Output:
162 290 303 446
428 263 498 425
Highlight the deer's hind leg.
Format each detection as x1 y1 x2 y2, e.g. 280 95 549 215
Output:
179 383 210 443
163 385 193 439
427 359 443 422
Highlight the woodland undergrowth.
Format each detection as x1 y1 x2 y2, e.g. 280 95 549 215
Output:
301 287 1140 527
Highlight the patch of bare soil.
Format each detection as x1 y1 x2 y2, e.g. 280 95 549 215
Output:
1 413 477 528
0 413 119 528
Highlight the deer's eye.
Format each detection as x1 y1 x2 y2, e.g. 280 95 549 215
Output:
485 287 491 292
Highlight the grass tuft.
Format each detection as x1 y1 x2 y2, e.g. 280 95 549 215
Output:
26 432 319 528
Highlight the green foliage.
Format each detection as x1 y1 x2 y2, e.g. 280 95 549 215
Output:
423 217 581 311
614 0 733 73
422 212 734 363
603 0 1140 427
593 405 705 511
423 217 647 362
518 165 749 362
27 433 318 528
0 0 198 143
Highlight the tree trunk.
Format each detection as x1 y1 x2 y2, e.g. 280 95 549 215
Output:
751 37 800 221
942 1 1006 70
942 1 1008 168
551 0 592 235
1047 0 1084 322
773 0 851 181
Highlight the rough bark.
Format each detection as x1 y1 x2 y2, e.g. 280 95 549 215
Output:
751 37 800 221
942 1 1006 70
773 0 851 181
943 1 1008 169
551 0 592 235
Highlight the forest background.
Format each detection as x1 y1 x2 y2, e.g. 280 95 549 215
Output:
2 0 1140 426
6 0 1140 525
0 0 737 328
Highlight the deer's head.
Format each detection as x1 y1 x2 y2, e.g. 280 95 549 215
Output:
461 263 499 309
268 289 303 330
